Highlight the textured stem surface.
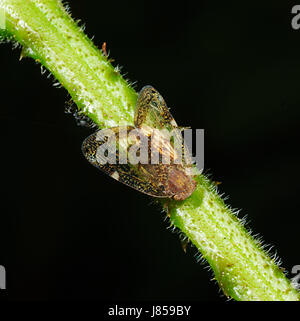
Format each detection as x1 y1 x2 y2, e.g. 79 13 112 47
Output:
1 0 299 301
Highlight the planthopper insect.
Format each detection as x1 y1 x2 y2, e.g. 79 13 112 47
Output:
82 86 198 201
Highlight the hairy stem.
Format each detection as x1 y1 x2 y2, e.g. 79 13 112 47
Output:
1 0 299 301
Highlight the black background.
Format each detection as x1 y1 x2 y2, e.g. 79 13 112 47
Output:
0 0 299 301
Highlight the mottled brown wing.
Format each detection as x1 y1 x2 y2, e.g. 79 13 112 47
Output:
81 126 172 198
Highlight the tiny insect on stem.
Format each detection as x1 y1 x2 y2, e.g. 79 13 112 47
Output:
82 86 198 201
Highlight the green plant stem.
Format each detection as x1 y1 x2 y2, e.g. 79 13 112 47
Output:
1 0 299 301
